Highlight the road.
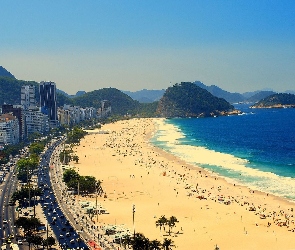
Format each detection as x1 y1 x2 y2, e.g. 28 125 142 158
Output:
38 139 89 249
0 158 23 249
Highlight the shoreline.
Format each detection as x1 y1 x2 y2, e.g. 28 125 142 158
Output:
72 118 295 249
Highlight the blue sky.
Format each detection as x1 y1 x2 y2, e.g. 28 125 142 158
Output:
1 1 294 94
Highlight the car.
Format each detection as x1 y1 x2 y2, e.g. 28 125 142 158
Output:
70 239 75 244
17 239 23 245
59 234 64 239
66 232 71 237
61 227 66 231
3 219 8 224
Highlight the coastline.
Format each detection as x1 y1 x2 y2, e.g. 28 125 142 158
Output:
72 118 295 249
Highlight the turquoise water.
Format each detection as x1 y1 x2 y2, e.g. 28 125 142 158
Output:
151 104 295 200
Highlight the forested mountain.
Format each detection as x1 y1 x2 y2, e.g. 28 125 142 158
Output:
251 93 295 108
194 81 245 103
246 91 276 103
157 82 234 118
0 66 15 79
72 88 141 116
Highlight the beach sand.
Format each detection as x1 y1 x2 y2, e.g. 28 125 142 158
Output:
72 118 295 250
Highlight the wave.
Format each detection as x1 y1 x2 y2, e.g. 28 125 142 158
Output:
152 118 295 201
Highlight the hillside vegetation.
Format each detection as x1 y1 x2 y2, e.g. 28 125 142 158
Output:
157 82 234 118
252 93 295 108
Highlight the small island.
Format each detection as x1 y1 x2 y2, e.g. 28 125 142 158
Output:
251 93 295 108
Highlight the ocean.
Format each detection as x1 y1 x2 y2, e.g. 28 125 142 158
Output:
151 104 295 201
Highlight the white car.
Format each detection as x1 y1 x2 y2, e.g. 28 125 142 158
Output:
17 239 23 245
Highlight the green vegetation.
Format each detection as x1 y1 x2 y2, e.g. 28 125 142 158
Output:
121 233 174 250
0 142 25 164
29 141 45 155
59 148 73 164
16 154 39 183
252 93 295 108
157 82 234 118
66 126 87 145
62 168 103 194
15 217 42 235
12 186 43 203
156 215 179 235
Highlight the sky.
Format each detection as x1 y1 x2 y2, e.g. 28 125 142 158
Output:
1 1 294 95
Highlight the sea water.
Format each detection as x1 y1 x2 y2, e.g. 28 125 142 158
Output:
151 104 295 200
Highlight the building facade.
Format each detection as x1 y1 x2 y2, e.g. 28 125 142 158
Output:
0 113 20 145
24 107 49 135
39 81 58 128
2 104 25 140
21 85 36 110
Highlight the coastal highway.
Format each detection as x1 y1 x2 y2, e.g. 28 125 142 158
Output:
39 139 88 249
0 162 21 248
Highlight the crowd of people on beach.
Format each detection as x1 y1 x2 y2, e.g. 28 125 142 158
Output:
68 118 295 249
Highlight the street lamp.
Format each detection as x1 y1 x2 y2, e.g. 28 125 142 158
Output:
132 204 135 238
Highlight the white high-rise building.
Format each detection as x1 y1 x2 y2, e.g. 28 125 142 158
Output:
0 113 20 145
21 85 36 110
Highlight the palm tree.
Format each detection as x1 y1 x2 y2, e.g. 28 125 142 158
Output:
132 233 150 250
162 238 174 250
167 216 179 235
149 239 162 250
156 215 168 232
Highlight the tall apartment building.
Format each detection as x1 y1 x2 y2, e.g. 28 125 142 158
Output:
0 113 20 145
21 85 36 109
25 106 49 135
39 81 58 128
2 104 25 140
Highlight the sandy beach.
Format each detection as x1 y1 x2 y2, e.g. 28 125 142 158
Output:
72 118 295 250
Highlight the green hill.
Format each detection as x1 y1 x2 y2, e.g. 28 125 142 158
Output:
0 66 15 78
156 82 234 118
251 93 295 108
72 88 141 116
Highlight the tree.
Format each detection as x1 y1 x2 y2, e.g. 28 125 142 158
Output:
63 168 79 184
42 236 56 249
167 216 179 235
149 239 162 250
59 149 72 164
31 235 43 249
162 238 174 250
156 215 168 232
17 156 39 182
15 217 42 236
29 142 45 155
132 233 150 250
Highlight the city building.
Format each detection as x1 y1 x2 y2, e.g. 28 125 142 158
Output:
39 81 58 128
2 104 25 141
21 85 36 110
0 113 20 145
24 106 49 135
